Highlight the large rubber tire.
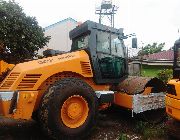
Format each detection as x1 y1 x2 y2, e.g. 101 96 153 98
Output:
38 78 98 140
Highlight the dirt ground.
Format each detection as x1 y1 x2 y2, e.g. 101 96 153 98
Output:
0 107 173 140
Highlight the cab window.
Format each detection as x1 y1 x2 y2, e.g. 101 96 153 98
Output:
111 35 125 58
96 31 110 53
72 35 89 51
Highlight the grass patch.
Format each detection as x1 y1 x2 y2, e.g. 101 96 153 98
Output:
118 133 129 140
141 65 171 77
135 121 166 139
142 68 160 77
143 128 165 139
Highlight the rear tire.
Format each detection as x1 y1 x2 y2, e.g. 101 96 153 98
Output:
38 78 98 140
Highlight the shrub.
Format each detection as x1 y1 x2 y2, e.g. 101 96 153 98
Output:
135 121 148 133
118 133 128 140
135 121 166 139
157 69 173 84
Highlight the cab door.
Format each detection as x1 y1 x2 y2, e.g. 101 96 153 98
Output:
111 34 126 78
96 31 126 79
96 31 114 78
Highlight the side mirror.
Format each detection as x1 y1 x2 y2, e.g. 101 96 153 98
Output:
132 38 137 48
118 35 127 40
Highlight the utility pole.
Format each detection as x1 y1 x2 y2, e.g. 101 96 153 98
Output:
140 42 144 76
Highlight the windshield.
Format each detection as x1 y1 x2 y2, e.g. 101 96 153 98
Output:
71 34 89 51
96 31 125 58
111 34 125 58
177 47 180 67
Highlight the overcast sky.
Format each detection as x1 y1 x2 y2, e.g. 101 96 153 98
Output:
14 0 180 50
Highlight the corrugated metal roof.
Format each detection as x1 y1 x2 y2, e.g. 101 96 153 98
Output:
143 50 174 60
44 17 77 30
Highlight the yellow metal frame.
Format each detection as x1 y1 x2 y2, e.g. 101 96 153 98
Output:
114 86 154 109
167 79 180 99
0 60 14 75
13 91 38 119
0 50 93 91
0 51 111 120
165 79 180 121
114 92 133 109
0 91 38 119
166 95 180 121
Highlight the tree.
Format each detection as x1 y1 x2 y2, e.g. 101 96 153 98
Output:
0 0 50 63
138 42 165 56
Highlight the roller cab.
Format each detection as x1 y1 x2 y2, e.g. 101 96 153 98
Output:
0 20 165 139
0 21 129 139
0 21 128 120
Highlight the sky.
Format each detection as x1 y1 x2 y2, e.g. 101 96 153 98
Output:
14 0 180 51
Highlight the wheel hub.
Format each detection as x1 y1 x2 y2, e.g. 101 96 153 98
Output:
67 103 82 119
61 95 89 128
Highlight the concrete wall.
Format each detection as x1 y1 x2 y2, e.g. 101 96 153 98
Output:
128 63 140 76
39 18 78 55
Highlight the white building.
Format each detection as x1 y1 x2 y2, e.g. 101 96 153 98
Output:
39 17 78 55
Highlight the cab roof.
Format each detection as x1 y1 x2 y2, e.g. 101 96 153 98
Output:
69 20 124 40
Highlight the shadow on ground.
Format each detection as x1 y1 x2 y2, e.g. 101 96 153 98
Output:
0 107 171 140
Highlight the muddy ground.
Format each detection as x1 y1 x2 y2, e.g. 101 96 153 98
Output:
0 107 174 140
